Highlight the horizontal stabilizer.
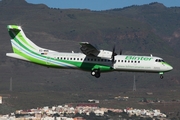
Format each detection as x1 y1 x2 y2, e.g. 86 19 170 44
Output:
6 53 29 61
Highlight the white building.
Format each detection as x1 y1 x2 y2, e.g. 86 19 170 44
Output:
0 96 2 104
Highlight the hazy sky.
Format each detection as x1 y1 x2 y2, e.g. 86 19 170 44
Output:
25 0 180 10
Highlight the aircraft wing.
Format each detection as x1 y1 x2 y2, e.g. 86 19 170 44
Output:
79 42 100 56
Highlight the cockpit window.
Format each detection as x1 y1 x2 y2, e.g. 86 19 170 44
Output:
155 59 165 62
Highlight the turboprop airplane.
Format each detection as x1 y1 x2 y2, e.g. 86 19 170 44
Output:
6 25 173 78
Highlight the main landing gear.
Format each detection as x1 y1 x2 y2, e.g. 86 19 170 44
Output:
91 69 100 78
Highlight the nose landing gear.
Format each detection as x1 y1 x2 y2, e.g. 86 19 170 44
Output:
159 72 163 79
160 75 163 79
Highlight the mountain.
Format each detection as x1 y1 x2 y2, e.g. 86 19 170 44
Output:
0 0 180 115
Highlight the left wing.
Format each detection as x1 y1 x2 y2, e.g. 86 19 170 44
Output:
79 42 100 56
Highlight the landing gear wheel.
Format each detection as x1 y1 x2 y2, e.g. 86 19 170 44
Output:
160 75 163 79
91 69 101 78
95 72 100 78
91 71 96 76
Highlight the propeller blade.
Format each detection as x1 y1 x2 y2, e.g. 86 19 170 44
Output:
112 45 117 63
120 49 122 55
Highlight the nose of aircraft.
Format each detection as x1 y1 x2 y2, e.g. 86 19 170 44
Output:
169 65 173 71
163 63 173 71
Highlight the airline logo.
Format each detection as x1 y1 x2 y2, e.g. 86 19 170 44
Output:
125 56 153 61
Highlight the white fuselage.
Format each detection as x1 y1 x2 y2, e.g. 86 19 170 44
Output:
43 51 172 73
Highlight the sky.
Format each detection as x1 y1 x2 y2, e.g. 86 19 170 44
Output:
25 0 180 11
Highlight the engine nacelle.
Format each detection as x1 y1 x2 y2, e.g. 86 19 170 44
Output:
97 50 113 59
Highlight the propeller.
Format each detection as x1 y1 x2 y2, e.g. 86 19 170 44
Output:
111 45 123 64
111 45 117 64
120 49 122 55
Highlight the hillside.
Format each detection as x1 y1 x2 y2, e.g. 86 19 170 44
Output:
0 0 180 116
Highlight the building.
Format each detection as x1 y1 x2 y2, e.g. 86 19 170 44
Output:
0 96 2 104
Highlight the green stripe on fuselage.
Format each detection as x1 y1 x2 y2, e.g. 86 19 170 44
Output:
162 62 172 67
63 60 112 72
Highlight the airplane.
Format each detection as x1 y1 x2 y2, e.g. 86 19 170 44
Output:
6 25 173 78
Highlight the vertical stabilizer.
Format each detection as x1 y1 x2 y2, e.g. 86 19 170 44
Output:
7 25 41 53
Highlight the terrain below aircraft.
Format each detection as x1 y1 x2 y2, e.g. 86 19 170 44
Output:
6 25 173 78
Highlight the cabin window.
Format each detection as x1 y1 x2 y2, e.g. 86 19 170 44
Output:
131 61 133 63
138 61 140 63
64 57 66 60
121 60 123 62
70 58 72 60
74 58 76 60
94 59 96 61
91 59 93 61
101 59 103 62
134 61 137 63
125 60 126 63
77 58 79 60
108 60 110 62
81 58 83 61
67 58 69 60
